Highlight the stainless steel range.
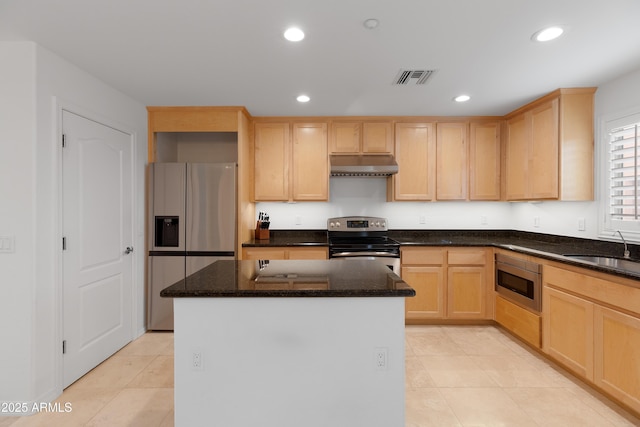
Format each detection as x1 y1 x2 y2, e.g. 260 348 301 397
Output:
327 216 400 273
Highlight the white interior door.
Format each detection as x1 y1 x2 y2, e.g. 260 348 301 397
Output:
62 110 134 388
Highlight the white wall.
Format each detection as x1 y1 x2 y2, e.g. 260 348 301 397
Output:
257 177 513 230
0 41 37 405
0 41 147 408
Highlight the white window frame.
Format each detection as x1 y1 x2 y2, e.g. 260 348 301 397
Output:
598 108 640 242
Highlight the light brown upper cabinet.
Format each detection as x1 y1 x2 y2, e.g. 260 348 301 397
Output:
254 122 290 201
436 122 468 200
391 122 436 201
292 122 329 200
469 121 501 200
253 121 328 202
504 88 595 201
329 121 393 154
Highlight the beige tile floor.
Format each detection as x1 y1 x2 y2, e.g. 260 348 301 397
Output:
4 325 640 426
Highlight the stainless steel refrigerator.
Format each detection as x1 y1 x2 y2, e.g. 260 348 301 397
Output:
148 163 236 330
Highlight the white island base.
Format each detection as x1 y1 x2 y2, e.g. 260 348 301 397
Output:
173 297 406 427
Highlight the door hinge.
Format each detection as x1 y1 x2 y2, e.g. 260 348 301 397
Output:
62 134 66 148
62 340 66 354
62 237 67 250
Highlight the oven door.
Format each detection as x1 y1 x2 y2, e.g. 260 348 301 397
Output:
330 252 400 274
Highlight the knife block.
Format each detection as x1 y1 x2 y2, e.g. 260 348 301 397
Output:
255 222 270 240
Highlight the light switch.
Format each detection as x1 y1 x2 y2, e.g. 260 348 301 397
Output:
577 218 586 231
0 236 15 253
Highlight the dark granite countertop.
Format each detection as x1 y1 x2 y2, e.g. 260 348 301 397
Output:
161 259 416 298
242 229 640 282
244 230 328 247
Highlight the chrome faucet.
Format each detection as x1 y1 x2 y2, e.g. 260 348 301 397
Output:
615 230 631 259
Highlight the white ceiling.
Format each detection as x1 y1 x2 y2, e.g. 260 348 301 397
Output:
1 0 640 117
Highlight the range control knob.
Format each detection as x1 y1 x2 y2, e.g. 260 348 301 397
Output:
336 221 341 228
329 222 335 228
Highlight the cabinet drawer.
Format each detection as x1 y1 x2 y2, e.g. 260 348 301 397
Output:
495 295 541 348
242 247 287 260
401 248 445 265
544 265 640 316
448 249 486 265
242 247 328 260
287 248 328 259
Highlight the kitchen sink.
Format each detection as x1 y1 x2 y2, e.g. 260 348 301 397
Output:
563 254 640 273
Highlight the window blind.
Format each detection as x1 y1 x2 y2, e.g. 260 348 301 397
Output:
609 122 640 220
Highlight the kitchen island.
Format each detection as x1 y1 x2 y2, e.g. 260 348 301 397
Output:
161 259 415 427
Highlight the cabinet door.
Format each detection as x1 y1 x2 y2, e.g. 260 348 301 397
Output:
505 114 528 200
254 123 289 201
469 121 501 200
436 123 468 200
330 122 361 153
594 305 640 413
529 99 559 199
393 123 436 200
362 122 393 153
543 286 594 380
402 266 445 319
447 266 486 319
292 123 328 201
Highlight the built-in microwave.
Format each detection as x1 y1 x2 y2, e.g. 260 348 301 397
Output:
495 253 542 313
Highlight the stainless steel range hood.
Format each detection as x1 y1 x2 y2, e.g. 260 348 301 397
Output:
330 154 399 177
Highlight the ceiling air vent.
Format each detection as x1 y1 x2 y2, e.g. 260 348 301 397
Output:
393 69 436 85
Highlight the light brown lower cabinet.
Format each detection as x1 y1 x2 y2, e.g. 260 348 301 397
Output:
242 246 328 260
403 264 445 319
543 286 594 380
495 295 541 348
543 264 640 414
594 305 640 412
401 247 491 322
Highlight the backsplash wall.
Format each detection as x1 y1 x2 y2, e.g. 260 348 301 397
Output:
256 177 511 231
255 177 600 239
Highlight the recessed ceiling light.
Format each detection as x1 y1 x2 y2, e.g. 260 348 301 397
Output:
363 18 379 30
532 26 564 42
454 95 471 103
284 27 305 42
296 95 310 103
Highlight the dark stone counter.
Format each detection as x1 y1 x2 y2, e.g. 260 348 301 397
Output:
161 259 416 298
243 230 328 247
242 229 640 281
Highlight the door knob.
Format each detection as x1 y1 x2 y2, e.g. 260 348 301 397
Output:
125 246 134 255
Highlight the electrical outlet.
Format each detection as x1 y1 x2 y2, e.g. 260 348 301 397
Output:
480 216 488 225
419 215 426 224
533 217 540 228
192 351 203 371
374 347 388 371
295 216 302 225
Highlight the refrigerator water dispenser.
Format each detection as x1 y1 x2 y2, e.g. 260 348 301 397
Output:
155 216 179 247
